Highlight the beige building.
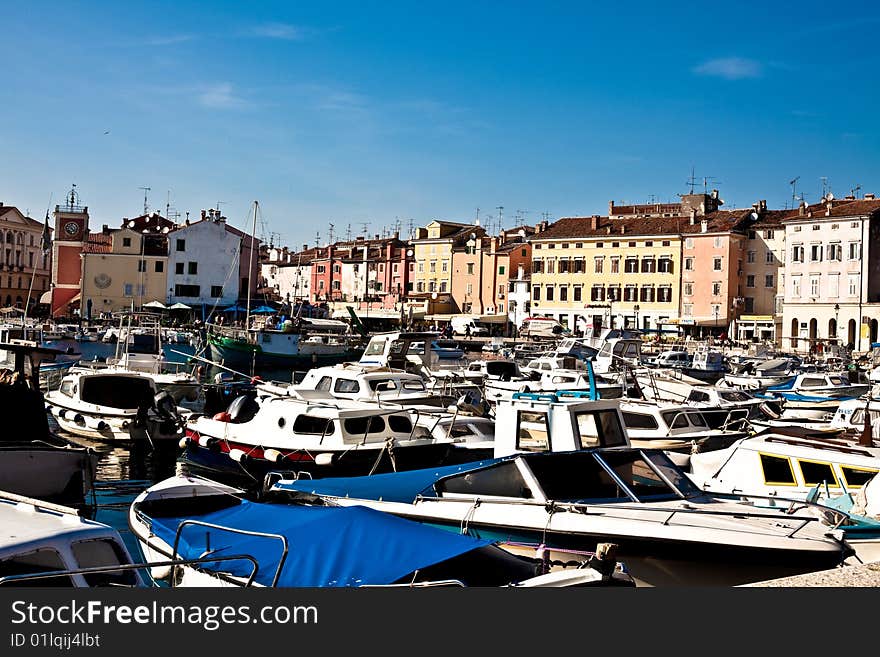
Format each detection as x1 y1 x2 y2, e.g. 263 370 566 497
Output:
0 204 51 312
80 226 168 318
411 221 485 310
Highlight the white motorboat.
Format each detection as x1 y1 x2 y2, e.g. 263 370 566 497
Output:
0 490 145 587
129 474 634 588
719 358 801 390
45 370 187 443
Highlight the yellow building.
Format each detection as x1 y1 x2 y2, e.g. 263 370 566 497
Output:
529 215 682 333
410 221 485 309
80 226 168 318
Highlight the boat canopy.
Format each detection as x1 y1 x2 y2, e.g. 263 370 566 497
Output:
148 500 492 587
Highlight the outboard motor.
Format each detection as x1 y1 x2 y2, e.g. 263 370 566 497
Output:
226 394 260 424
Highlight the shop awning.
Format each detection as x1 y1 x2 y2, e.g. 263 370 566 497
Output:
39 291 52 304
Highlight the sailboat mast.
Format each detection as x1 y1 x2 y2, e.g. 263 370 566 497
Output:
245 201 257 331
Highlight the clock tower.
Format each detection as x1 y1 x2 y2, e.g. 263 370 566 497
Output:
51 185 90 318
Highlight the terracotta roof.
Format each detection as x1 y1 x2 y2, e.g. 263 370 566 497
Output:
534 210 752 240
82 233 112 254
784 198 880 220
0 206 44 227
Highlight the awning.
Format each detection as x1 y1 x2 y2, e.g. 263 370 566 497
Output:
143 300 168 309
39 291 52 304
479 314 509 324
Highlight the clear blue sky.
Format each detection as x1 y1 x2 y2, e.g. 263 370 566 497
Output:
2 1 879 247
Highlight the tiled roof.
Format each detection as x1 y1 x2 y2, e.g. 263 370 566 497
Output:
534 210 752 240
0 206 44 227
784 198 880 219
82 233 112 254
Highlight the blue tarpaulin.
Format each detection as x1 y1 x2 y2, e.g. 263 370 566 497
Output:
149 501 492 587
274 459 502 503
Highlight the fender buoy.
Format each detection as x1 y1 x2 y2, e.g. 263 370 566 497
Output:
213 412 232 422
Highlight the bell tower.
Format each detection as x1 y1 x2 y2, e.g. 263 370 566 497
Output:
51 184 90 318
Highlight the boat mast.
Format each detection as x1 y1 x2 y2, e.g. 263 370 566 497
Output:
245 201 257 332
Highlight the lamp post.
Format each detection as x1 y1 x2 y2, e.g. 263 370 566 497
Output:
834 303 840 339
713 305 719 335
633 304 640 330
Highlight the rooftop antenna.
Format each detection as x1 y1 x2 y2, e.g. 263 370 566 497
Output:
328 223 335 244
407 218 414 239
345 224 352 241
703 176 721 193
687 166 698 194
138 186 151 214
852 184 862 198
165 190 171 218
820 176 829 199
475 207 480 226
393 217 401 236
496 206 503 232
789 176 800 207
360 222 369 237
314 231 321 248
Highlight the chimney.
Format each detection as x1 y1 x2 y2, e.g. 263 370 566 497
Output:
760 199 767 212
590 215 599 230
606 226 612 234
608 200 615 216
689 208 697 225
798 201 806 216
303 243 308 252
200 209 206 220
534 222 542 234
701 219 708 233
620 224 626 235
865 193 876 200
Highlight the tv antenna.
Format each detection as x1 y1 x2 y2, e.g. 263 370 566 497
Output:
314 231 321 248
687 166 699 194
328 223 335 244
345 224 352 241
138 186 151 214
496 206 503 233
361 222 369 237
702 176 721 193
820 176 829 199
852 183 862 198
475 207 480 226
789 176 800 206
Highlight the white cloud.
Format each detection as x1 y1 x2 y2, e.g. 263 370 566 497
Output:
248 23 304 40
692 57 762 80
197 83 250 109
142 34 195 46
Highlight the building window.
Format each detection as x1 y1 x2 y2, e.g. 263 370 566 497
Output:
428 281 436 292
155 261 164 273
547 243 555 249
174 284 200 297
848 274 859 297
745 297 755 313
623 285 637 302
765 250 775 264
175 262 184 275
594 242 602 248
685 238 694 249
610 257 619 274
641 258 655 273
611 242 619 248
575 243 583 249
746 275 755 288
792 276 801 298
590 285 604 301
765 274 774 288
441 261 448 273
848 242 861 260
810 244 823 262
764 230 774 239
810 275 820 297
684 257 694 271
467 263 474 275
545 286 554 301
628 241 636 248
712 282 721 296
123 284 133 297
176 239 185 252
829 274 839 297
498 265 505 275
594 257 604 274
624 258 638 274
418 261 424 273
573 258 585 273
645 241 653 247
714 236 722 248
828 243 842 261
188 262 198 275
533 285 540 301
559 286 569 301
713 257 722 271
747 251 756 263
210 285 223 297
662 240 670 247
440 281 448 293
546 259 555 274
792 245 804 263
748 230 756 240
658 257 673 274
683 282 693 296
657 286 672 303
607 285 620 302
640 286 655 302
429 261 436 273
573 286 582 302
683 303 693 316
416 282 424 293
559 259 570 274
317 265 325 274
137 260 146 272
532 259 543 274
123 237 132 247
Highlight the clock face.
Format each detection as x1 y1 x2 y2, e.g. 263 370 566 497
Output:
64 221 79 236
94 273 112 289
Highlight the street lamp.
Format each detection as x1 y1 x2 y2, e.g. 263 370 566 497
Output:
834 303 840 339
633 304 640 330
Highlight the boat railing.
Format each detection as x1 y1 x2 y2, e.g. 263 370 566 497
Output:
360 579 466 588
0 554 260 587
718 408 752 433
172 519 289 588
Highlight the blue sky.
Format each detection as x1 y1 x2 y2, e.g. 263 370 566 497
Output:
2 1 879 247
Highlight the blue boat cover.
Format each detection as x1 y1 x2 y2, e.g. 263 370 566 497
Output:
150 501 492 587
273 458 503 503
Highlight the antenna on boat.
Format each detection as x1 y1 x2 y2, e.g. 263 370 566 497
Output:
246 201 258 336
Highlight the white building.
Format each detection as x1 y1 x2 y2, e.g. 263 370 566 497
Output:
167 211 241 310
781 196 880 352
507 263 531 333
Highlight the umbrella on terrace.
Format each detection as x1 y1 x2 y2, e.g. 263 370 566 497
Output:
143 300 168 310
251 305 277 314
168 302 192 310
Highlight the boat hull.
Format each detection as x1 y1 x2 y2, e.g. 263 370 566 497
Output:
0 445 99 504
207 337 361 371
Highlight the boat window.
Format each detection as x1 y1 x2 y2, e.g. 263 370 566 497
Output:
687 390 710 403
387 414 413 433
260 333 272 343
292 415 334 435
363 339 387 356
438 461 533 499
60 380 74 397
0 548 74 587
551 375 575 384
576 410 628 448
526 360 540 369
841 466 879 488
759 453 797 486
797 459 840 488
333 379 360 394
128 334 159 355
688 412 707 427
661 411 691 430
622 412 660 430
343 415 386 435
368 379 397 391
541 363 552 371
800 377 827 388
516 411 550 451
401 380 425 391
485 361 518 378
277 417 286 428
72 539 138 587
80 376 154 409
828 376 848 386
718 391 750 402
595 451 683 502
315 376 332 391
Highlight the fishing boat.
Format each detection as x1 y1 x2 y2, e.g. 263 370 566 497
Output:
758 372 869 420
129 474 634 587
718 357 800 390
0 341 99 505
0 490 145 587
44 369 187 443
273 394 855 587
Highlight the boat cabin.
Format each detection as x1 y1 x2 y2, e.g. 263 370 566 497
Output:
57 372 157 410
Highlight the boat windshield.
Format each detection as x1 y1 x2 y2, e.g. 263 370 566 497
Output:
80 376 155 408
